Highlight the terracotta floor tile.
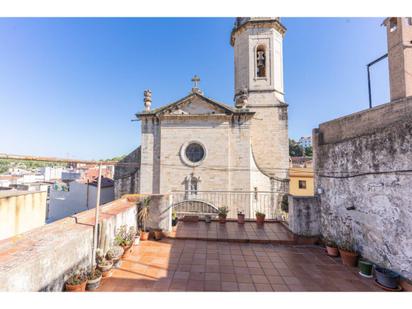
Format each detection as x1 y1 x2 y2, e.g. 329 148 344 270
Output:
266 275 285 285
206 265 220 272
189 271 205 280
236 273 253 283
282 276 301 285
221 281 239 291
173 271 190 280
95 239 378 292
251 274 270 284
186 280 204 291
271 284 290 291
255 283 274 291
204 280 222 291
221 273 237 282
246 261 260 268
205 272 221 281
248 267 265 275
238 283 256 291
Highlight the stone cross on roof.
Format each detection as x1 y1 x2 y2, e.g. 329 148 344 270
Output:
191 75 202 94
191 75 200 88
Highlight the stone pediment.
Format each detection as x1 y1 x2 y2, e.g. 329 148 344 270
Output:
164 95 228 115
156 93 235 116
136 92 255 119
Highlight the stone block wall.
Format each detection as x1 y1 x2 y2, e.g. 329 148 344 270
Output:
114 147 141 199
288 195 320 237
313 96 412 280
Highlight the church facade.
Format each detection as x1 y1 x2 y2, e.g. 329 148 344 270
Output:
116 18 289 218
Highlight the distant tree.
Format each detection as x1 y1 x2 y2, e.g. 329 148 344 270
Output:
304 146 313 157
289 139 303 157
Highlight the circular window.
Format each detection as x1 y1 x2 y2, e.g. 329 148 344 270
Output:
180 141 207 167
185 143 205 163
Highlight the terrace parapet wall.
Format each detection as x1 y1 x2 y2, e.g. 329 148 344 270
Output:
0 194 172 291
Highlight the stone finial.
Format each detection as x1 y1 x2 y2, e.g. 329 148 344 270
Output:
235 87 248 109
143 89 152 111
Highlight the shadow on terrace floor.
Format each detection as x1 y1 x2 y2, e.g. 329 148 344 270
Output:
95 235 382 292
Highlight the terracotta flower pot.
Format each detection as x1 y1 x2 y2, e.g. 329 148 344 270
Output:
86 275 102 291
154 229 163 240
338 248 359 267
140 231 150 241
219 214 227 223
237 213 245 224
101 269 112 278
326 245 339 257
121 245 133 259
126 196 138 202
65 280 87 292
400 278 412 292
256 214 265 225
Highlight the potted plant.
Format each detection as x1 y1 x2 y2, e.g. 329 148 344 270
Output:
138 196 151 240
134 230 141 245
280 194 289 213
237 211 245 224
106 246 124 268
96 248 113 277
172 210 178 226
153 228 164 240
97 258 113 278
204 214 212 223
338 240 359 267
324 239 339 257
255 211 265 225
65 268 87 292
86 268 102 291
358 259 373 278
114 225 136 258
218 206 229 223
375 266 400 289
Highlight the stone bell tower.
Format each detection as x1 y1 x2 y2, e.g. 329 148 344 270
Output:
384 17 412 102
231 17 289 180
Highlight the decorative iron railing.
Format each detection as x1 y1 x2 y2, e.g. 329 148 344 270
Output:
170 190 286 220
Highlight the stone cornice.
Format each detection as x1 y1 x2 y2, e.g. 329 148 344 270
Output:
231 18 287 46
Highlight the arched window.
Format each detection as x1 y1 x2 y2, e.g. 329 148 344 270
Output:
407 18 412 26
389 18 398 32
256 45 266 77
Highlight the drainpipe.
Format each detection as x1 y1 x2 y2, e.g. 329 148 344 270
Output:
367 53 388 109
91 163 102 271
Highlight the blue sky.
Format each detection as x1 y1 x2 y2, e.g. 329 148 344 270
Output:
0 18 389 160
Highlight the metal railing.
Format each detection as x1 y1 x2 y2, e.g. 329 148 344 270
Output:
170 190 285 220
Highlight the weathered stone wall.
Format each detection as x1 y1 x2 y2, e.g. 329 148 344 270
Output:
288 195 320 237
0 198 138 291
314 96 412 280
114 147 141 199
